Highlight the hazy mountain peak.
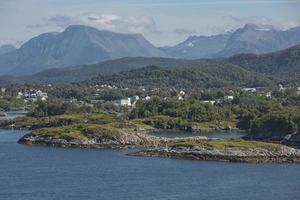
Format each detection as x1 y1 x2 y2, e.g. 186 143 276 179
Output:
161 24 300 59
0 25 166 76
65 24 93 31
64 25 108 35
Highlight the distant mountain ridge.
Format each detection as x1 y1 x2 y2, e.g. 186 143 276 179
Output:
160 33 230 59
0 57 212 85
1 43 299 85
0 24 299 85
0 25 166 76
161 24 300 59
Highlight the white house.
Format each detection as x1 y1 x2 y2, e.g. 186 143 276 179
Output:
201 100 216 105
115 98 131 106
224 95 234 100
144 96 151 100
36 90 48 101
278 84 285 91
242 88 257 92
16 92 23 99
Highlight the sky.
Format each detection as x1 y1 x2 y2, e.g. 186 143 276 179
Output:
0 0 300 47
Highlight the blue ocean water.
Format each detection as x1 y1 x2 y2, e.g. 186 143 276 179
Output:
0 130 299 200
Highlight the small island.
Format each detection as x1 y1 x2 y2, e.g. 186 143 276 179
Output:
129 140 300 163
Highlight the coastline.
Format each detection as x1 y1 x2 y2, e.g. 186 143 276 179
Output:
3 113 299 164
16 127 300 163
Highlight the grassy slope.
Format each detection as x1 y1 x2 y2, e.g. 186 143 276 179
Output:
174 139 283 151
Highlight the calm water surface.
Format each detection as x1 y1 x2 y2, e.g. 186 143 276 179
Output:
0 111 27 120
1 130 300 200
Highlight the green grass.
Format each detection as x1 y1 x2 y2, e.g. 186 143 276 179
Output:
174 139 283 151
14 116 43 126
31 126 88 141
19 111 156 142
31 124 123 141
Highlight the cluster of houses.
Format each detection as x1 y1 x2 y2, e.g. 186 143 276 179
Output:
6 83 299 109
69 95 144 108
200 95 234 105
240 84 291 98
241 87 272 97
95 84 119 90
16 90 48 102
199 84 294 105
108 95 151 107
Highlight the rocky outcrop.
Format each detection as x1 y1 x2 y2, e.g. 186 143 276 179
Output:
128 145 300 163
18 131 159 148
18 130 208 149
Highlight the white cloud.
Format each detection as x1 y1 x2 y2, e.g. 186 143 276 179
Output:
79 13 160 34
222 15 300 31
281 20 300 30
48 15 79 28
223 15 277 29
26 13 160 35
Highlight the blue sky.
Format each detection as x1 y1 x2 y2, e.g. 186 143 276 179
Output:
0 0 300 46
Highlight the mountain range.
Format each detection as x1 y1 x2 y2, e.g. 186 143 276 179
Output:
1 43 300 85
0 25 166 76
162 24 300 59
0 24 300 77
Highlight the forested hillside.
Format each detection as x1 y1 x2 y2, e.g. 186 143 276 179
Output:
227 44 300 81
88 64 275 90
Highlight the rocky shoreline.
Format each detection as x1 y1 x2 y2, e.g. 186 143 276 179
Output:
17 128 300 163
18 130 207 149
128 145 300 163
